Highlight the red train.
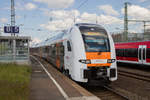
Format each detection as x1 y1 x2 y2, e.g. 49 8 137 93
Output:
115 41 150 65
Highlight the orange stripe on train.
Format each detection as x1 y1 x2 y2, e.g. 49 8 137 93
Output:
86 52 111 67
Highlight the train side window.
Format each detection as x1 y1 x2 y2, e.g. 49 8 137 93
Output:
67 41 72 51
60 46 64 55
139 48 142 60
116 49 120 56
49 46 52 55
130 48 138 57
51 45 56 56
124 48 138 57
121 49 124 57
124 49 128 57
60 43 64 56
116 49 124 57
143 48 146 60
147 48 150 58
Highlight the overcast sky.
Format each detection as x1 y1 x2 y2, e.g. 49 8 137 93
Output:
0 0 150 44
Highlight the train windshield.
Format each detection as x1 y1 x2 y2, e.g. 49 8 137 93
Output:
79 26 110 52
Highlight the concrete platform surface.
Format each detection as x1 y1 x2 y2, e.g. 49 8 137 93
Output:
29 56 100 100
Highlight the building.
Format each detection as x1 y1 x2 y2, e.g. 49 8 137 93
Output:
0 36 31 65
144 29 150 40
112 32 148 42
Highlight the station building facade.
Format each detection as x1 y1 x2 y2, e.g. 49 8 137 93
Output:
0 36 30 65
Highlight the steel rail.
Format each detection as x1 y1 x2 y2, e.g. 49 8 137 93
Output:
118 70 150 82
103 86 130 100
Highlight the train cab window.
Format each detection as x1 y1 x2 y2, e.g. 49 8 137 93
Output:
67 41 72 51
79 26 110 52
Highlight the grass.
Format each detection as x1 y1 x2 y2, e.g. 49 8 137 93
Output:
0 63 31 100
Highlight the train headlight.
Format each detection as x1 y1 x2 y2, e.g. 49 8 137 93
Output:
107 59 116 63
79 59 91 64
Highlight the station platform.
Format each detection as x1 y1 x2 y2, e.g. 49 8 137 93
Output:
30 56 100 100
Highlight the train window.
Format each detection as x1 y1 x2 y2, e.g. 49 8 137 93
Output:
116 49 124 57
124 48 138 57
143 48 146 60
52 49 55 54
139 48 141 60
51 45 56 57
60 43 64 56
45 46 49 53
147 48 150 58
116 49 120 56
67 41 72 51
134 49 138 57
49 46 52 55
80 26 110 52
60 46 64 55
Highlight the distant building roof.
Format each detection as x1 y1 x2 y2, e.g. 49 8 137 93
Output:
0 36 31 40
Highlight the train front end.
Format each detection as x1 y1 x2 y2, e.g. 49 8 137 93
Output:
70 23 117 85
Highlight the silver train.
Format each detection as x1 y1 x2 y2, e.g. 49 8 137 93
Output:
31 23 117 85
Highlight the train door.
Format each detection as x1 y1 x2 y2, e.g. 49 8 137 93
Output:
138 45 147 64
64 41 73 73
56 44 60 69
59 43 65 70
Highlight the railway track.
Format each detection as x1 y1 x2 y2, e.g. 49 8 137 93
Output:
118 68 150 82
110 66 150 100
84 85 129 100
34 56 150 100
86 66 150 100
33 56 129 100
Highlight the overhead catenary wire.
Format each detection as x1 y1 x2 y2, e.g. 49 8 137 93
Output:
20 0 27 28
77 0 89 10
71 0 89 23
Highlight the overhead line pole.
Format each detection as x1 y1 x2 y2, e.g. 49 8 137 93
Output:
124 2 150 41
124 2 129 42
11 0 16 62
11 0 15 36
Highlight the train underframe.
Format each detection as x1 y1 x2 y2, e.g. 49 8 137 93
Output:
83 67 116 86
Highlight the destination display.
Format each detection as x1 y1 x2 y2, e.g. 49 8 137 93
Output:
83 32 108 37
